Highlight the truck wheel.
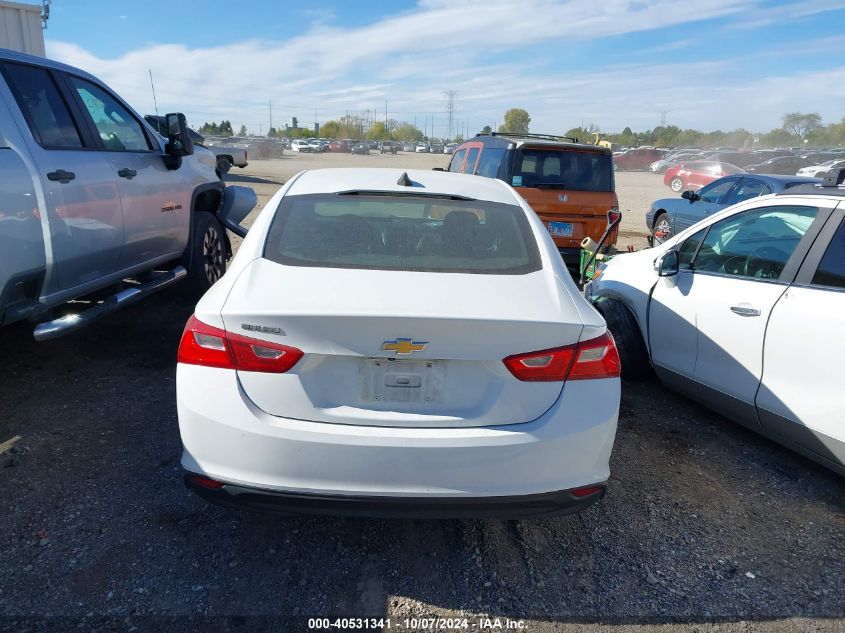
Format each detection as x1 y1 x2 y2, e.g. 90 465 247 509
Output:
186 212 226 295
216 157 232 176
595 299 650 380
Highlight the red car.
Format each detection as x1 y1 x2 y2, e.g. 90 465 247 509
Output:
327 140 350 152
663 161 745 192
613 148 667 171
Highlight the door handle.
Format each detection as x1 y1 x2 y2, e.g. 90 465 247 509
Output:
730 305 761 317
117 168 137 179
46 170 75 184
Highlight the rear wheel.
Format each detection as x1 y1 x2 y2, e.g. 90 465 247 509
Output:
651 213 672 245
185 212 226 295
595 299 650 380
669 177 684 192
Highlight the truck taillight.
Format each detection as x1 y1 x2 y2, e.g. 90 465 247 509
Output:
177 315 303 373
503 332 620 382
607 208 621 225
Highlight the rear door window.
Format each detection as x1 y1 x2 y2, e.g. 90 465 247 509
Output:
811 217 845 289
263 194 541 275
513 148 611 191
2 63 83 148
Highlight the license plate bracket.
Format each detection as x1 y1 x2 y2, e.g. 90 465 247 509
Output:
362 359 443 404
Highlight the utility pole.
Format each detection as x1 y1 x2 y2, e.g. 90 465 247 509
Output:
269 100 273 134
148 69 159 116
444 90 457 141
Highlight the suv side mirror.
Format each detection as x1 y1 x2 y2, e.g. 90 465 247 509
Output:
163 113 194 169
657 250 680 277
681 190 699 202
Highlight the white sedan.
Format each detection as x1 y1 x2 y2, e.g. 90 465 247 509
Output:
586 172 845 476
177 168 621 518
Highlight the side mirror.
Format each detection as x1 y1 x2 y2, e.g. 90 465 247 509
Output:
681 190 698 202
163 113 194 169
218 185 257 238
657 250 680 277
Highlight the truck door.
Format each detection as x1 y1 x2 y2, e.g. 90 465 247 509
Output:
65 75 188 269
0 62 124 291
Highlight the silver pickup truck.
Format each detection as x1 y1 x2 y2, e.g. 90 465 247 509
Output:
0 49 256 340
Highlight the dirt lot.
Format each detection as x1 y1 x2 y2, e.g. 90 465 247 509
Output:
0 154 842 632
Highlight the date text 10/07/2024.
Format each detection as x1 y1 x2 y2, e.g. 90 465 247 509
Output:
308 617 528 630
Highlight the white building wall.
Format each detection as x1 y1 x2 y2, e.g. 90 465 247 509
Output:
0 1 45 57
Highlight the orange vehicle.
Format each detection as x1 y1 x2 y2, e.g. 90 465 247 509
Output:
448 132 619 266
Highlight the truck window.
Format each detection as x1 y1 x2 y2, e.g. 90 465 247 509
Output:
2 63 83 148
68 76 151 152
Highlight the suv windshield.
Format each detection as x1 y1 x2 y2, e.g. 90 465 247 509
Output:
263 194 541 274
513 148 612 192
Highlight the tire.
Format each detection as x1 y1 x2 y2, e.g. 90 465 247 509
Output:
595 299 650 380
669 177 684 192
185 212 226 296
651 212 672 245
216 156 232 176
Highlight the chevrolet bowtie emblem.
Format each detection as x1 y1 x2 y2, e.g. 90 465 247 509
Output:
380 338 428 355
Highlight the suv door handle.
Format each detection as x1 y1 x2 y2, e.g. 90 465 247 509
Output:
730 305 761 317
117 168 137 179
46 170 75 184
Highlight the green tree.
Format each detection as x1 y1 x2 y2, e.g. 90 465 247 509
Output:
782 112 822 142
498 108 530 134
481 125 492 134
238 124 247 136
760 127 796 148
366 122 389 140
320 120 341 139
392 123 424 142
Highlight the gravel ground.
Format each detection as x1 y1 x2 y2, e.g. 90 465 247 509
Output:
0 156 842 632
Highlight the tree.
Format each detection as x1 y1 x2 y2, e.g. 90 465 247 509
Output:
782 112 822 142
238 124 247 136
760 127 796 148
481 125 492 134
392 123 424 142
498 108 530 134
320 120 341 139
366 122 389 140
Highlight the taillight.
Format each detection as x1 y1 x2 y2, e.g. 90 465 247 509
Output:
177 315 303 373
503 331 620 382
607 207 621 226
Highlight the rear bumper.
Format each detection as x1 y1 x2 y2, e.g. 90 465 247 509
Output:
184 474 607 519
177 365 618 508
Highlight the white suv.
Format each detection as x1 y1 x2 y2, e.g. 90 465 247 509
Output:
586 170 845 476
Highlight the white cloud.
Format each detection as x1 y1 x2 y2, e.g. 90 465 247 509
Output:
45 0 845 135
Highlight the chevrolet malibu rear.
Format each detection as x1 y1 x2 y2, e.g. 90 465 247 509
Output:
176 168 620 519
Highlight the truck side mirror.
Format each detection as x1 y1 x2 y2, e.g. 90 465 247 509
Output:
657 250 680 277
163 113 194 169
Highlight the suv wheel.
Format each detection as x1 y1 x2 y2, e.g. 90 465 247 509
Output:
595 299 650 380
185 212 226 295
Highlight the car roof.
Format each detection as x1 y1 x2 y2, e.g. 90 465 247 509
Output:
0 47 100 84
286 168 519 204
776 168 845 197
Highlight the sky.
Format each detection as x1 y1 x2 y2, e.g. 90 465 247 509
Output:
42 0 845 137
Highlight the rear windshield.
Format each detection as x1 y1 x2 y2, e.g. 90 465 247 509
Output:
263 193 541 274
512 148 612 191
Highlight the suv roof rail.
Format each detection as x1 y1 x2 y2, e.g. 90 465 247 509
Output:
482 131 580 143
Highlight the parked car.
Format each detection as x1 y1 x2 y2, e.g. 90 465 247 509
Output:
350 142 370 155
145 115 249 176
402 142 416 152
699 151 761 169
649 152 702 174
444 143 459 154
646 174 820 245
797 158 845 178
415 143 430 153
379 141 398 154
744 155 817 175
585 169 845 476
291 139 314 152
449 132 619 267
0 49 256 339
328 140 350 153
177 167 621 517
663 161 745 192
614 148 668 171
